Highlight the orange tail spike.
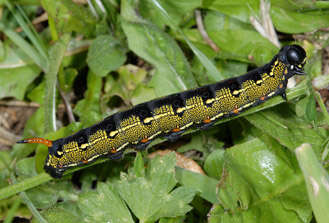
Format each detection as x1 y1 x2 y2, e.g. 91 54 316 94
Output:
17 137 53 147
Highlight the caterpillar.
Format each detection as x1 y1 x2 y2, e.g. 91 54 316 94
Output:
17 45 307 178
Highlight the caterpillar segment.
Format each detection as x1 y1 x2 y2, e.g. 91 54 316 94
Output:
17 44 307 178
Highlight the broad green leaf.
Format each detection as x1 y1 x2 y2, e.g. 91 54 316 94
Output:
208 138 312 223
176 167 219 204
16 157 38 177
271 7 329 33
42 0 96 37
121 1 197 96
87 35 127 77
139 0 222 85
42 203 83 223
203 0 259 23
74 71 103 127
295 144 329 223
104 64 148 105
203 12 278 65
140 0 201 28
117 153 196 222
0 42 34 68
204 149 225 180
245 107 325 151
78 183 134 223
159 216 185 223
133 152 145 177
0 64 40 100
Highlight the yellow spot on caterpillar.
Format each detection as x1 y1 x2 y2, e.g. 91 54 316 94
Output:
143 117 153 124
176 107 186 113
269 71 274 76
117 142 129 151
149 131 162 140
256 80 263 84
180 122 193 130
80 143 88 149
274 60 278 65
206 98 215 104
210 113 224 121
232 90 241 95
110 130 118 137
57 151 63 155
268 92 275 97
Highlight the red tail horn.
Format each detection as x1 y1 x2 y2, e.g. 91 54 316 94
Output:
17 138 53 147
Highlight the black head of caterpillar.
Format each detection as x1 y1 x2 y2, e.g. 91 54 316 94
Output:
17 45 307 178
277 44 306 77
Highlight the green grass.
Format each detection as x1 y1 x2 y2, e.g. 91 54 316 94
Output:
0 0 329 222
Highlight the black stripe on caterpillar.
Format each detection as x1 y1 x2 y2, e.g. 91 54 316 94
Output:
17 44 307 178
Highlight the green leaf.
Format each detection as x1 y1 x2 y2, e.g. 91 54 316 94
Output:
142 0 222 84
117 153 196 222
203 0 259 23
176 167 219 204
203 12 278 65
140 0 201 28
43 202 84 223
16 157 38 177
104 64 148 105
78 182 134 223
295 144 329 223
133 152 145 177
271 7 329 33
121 5 197 95
42 0 96 37
0 64 40 100
204 149 225 180
87 35 127 77
208 138 312 223
245 107 325 151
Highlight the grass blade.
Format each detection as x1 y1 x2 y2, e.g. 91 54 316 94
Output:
295 143 329 223
0 23 47 70
44 34 71 133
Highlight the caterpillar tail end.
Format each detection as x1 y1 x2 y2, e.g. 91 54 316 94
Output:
16 137 53 147
16 139 29 144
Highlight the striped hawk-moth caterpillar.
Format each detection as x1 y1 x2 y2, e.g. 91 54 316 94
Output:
18 44 307 178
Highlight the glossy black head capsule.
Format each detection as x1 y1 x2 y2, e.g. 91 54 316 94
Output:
278 44 307 77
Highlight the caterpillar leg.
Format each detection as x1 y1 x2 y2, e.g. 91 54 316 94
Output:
135 140 151 150
164 132 183 142
108 150 124 160
281 91 287 101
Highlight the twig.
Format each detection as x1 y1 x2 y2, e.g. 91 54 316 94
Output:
0 126 20 144
250 0 280 48
0 100 40 107
58 85 76 123
195 10 220 52
15 12 48 33
64 43 90 56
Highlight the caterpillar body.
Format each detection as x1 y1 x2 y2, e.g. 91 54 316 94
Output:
18 45 307 178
